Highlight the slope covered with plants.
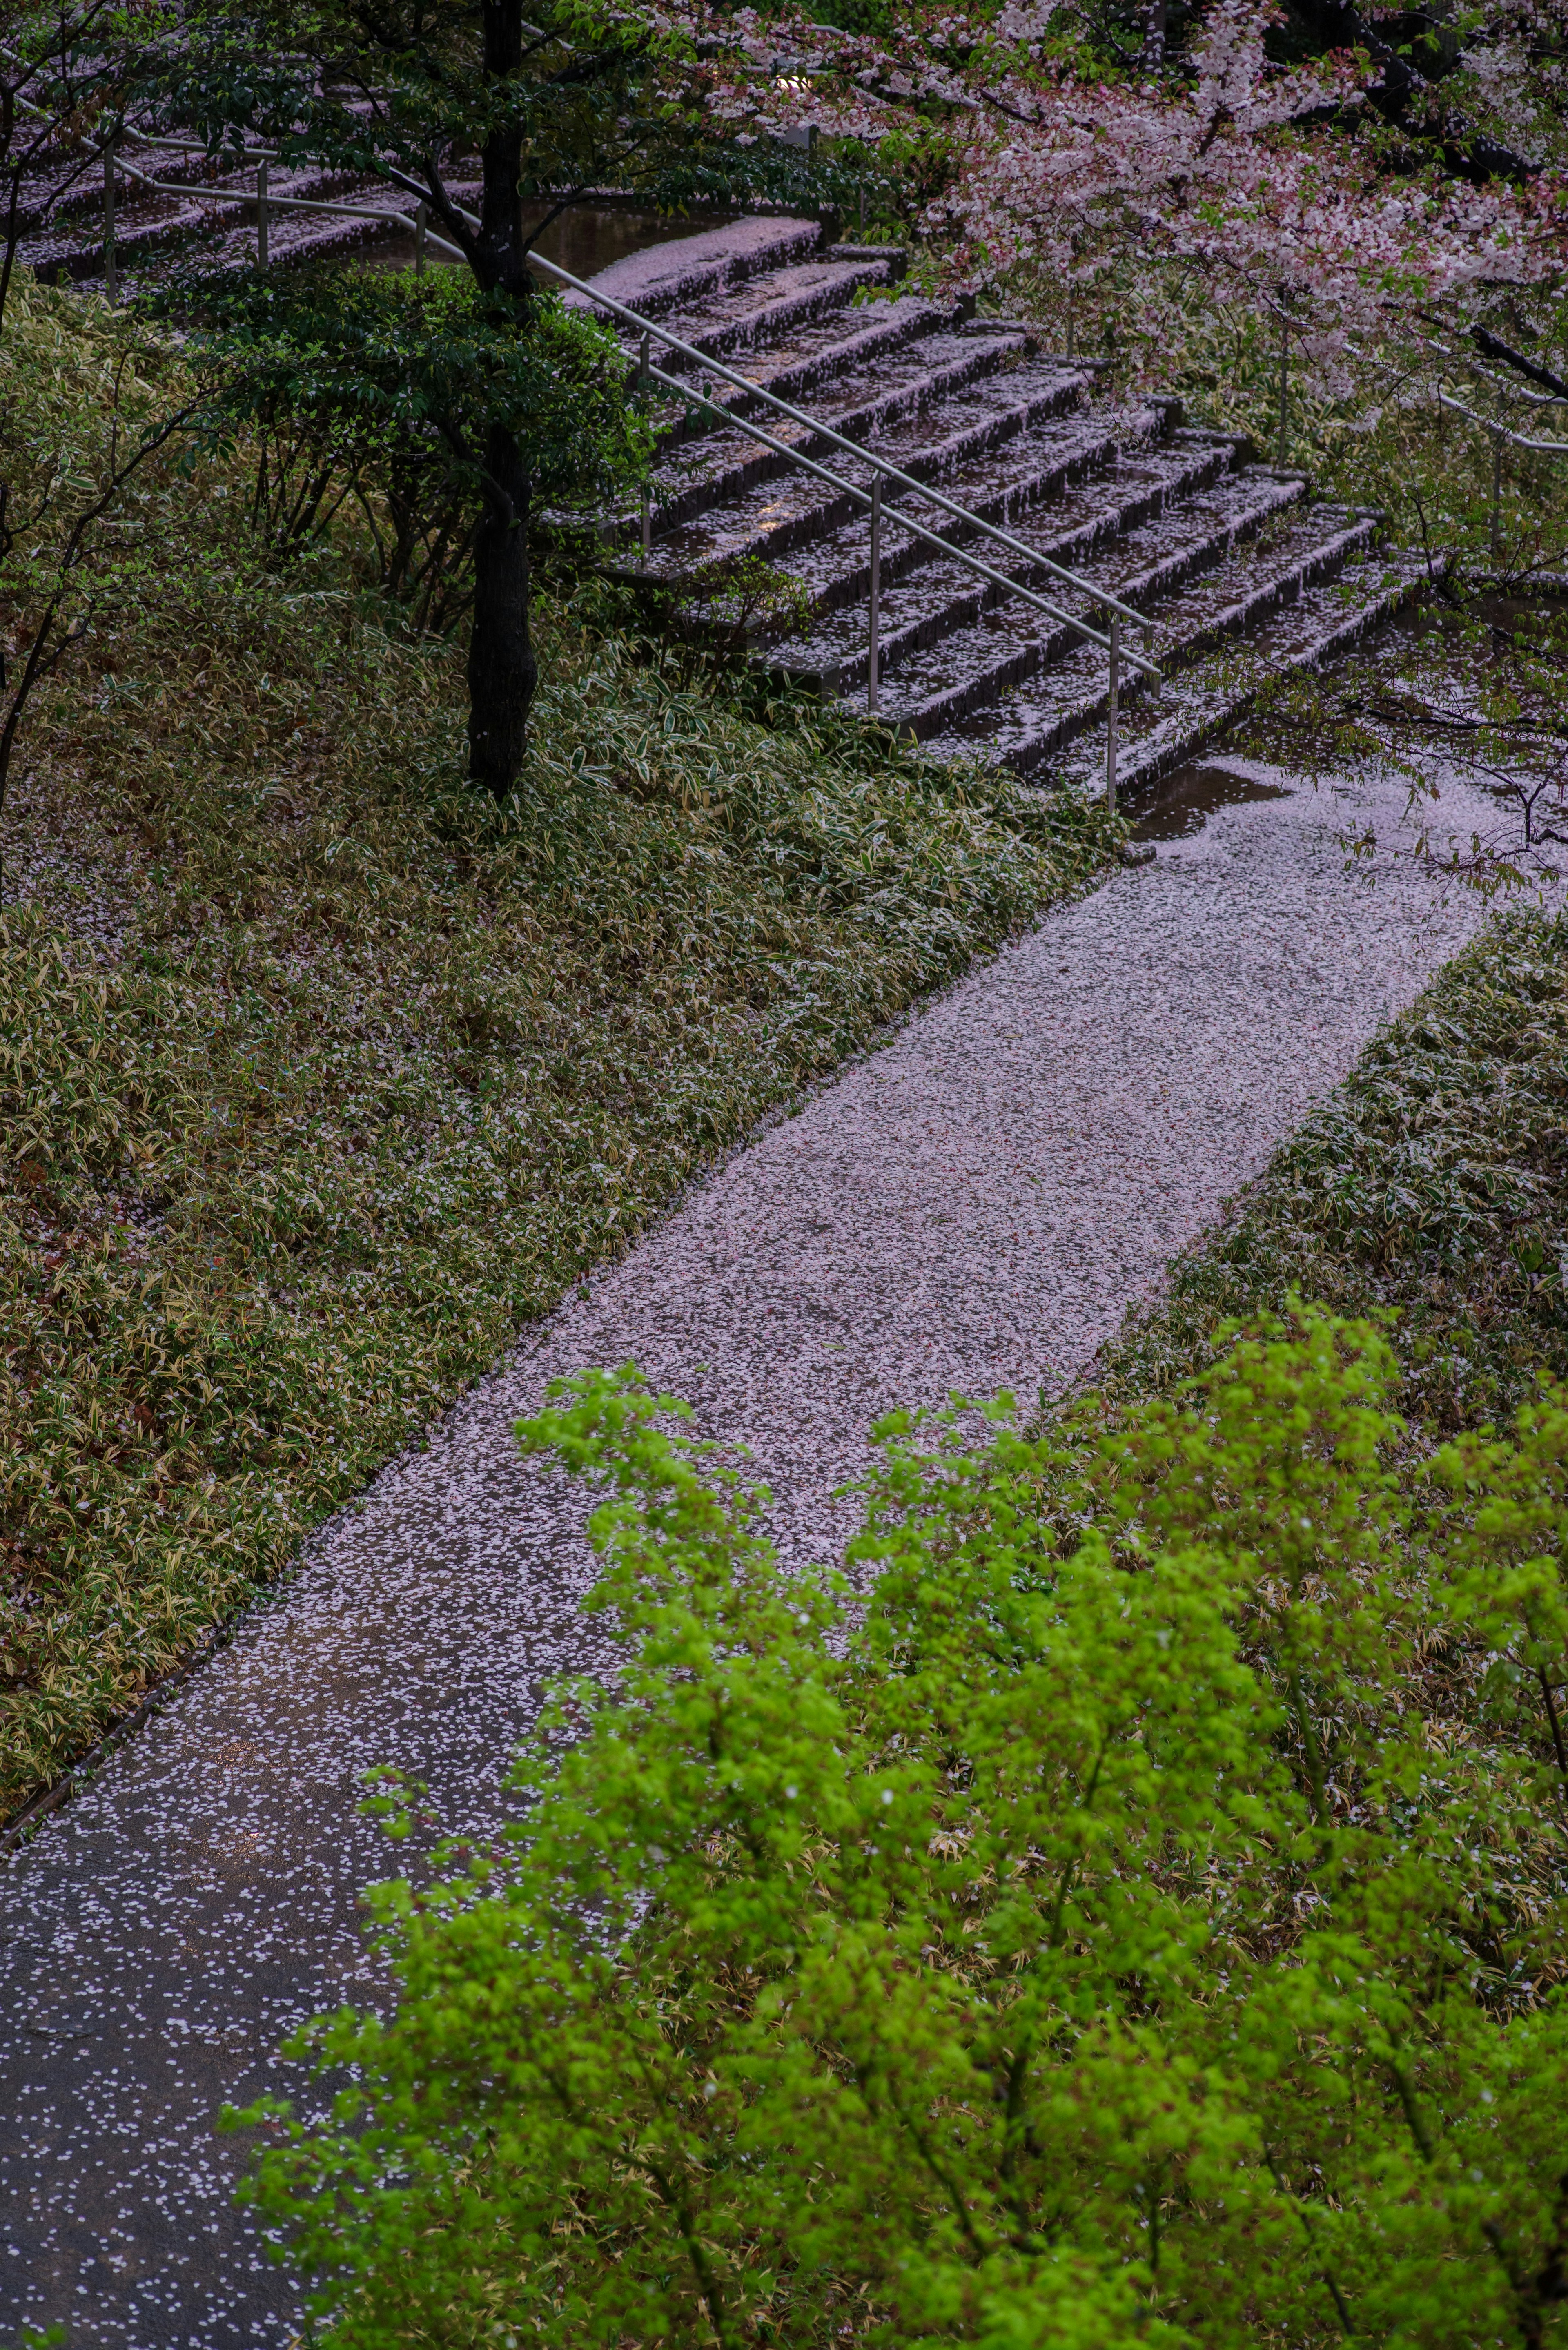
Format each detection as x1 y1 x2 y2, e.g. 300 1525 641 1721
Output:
0 276 1116 1820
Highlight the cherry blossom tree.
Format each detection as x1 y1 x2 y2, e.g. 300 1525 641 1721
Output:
678 0 1566 384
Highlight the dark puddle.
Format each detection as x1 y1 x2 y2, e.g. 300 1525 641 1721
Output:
1130 763 1292 841
361 201 742 281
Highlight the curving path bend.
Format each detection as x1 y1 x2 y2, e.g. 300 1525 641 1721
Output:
0 757 1506 2346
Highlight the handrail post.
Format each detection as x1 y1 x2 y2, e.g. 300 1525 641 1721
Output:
415 198 427 275
1105 615 1120 816
1490 424 1503 566
102 136 117 303
867 470 882 715
639 330 652 567
257 156 269 268
1277 294 1289 468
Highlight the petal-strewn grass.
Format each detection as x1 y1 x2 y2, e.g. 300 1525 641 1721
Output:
1099 908 1568 1428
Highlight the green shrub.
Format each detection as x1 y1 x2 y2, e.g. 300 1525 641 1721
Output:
240 1311 1568 2347
176 268 653 629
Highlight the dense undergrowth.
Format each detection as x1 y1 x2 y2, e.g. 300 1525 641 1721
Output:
246 1322 1568 2347
942 259 1568 577
0 283 1116 1822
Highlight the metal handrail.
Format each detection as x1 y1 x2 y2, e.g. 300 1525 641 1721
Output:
1350 335 1568 562
1417 328 1568 412
1434 386 1568 456
640 349 1119 658
521 243 1160 666
1436 388 1568 566
385 183 1156 787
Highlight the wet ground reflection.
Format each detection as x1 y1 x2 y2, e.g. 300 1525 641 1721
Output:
1130 762 1293 841
361 201 742 281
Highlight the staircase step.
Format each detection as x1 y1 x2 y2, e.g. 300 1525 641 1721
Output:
782 442 1292 691
647 310 1005 469
644 352 1089 537
22 151 409 279
885 504 1379 755
651 295 955 448
644 254 907 374
633 399 1194 592
566 214 824 321
1054 546 1434 796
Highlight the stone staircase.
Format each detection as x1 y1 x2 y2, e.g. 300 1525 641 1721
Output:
15 135 432 284
595 217 1429 799
23 171 1427 802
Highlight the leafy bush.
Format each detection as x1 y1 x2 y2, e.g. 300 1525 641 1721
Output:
242 1313 1568 2348
179 269 653 631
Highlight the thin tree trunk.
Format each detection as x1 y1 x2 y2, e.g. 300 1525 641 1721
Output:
467 418 536 796
462 0 537 796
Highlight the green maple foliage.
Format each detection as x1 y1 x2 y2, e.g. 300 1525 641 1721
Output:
237 1309 1568 2347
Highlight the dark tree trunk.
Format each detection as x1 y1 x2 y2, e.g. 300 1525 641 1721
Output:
467 418 537 797
463 0 537 797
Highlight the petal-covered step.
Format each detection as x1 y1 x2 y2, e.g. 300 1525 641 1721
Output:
781 439 1295 692
764 422 1205 640
644 252 907 375
651 295 958 449
895 504 1379 756
634 373 1131 577
641 350 1100 542
644 333 1069 531
1050 546 1432 794
565 215 825 322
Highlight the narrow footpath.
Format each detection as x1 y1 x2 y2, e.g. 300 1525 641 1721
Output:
1 760 1499 2346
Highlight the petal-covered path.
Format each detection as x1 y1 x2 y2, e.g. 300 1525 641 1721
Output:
2 760 1498 2346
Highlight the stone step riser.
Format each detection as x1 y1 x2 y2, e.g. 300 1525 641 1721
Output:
779 430 1241 647
787 471 1302 698
976 518 1382 774
649 319 1012 462
648 364 1085 537
1061 561 1433 796
636 401 1141 580
647 303 957 453
649 261 906 378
